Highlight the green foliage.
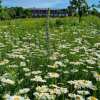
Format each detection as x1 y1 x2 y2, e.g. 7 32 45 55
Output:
0 7 33 20
55 19 64 26
70 0 88 22
0 0 1 8
0 8 11 20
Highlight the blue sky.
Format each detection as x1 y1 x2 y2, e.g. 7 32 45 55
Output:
2 0 100 9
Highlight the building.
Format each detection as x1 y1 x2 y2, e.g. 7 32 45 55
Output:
32 8 68 17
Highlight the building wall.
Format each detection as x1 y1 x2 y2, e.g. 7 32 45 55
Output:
32 8 68 17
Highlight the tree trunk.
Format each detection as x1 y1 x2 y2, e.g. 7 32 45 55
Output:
78 8 82 23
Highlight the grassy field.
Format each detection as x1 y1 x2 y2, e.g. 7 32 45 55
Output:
0 16 100 100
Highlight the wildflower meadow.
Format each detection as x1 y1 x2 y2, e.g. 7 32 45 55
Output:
0 16 100 100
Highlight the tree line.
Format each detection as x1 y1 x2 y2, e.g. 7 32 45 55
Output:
0 7 33 20
0 0 100 20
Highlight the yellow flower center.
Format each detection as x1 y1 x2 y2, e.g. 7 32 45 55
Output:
97 73 100 77
14 96 20 100
76 96 81 100
91 96 97 100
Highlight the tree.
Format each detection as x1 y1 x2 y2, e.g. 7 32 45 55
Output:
70 0 88 22
24 9 32 18
0 8 11 20
0 0 2 8
67 6 76 16
15 7 24 18
8 7 16 19
89 1 100 17
91 1 100 8
0 0 2 12
97 1 100 8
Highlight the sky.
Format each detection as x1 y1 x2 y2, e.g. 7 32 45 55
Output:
2 0 100 9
